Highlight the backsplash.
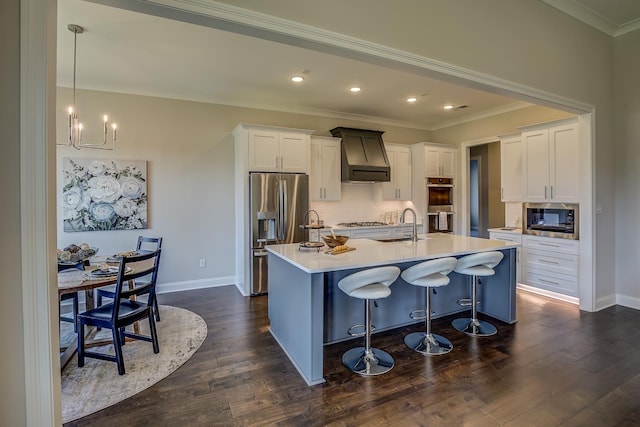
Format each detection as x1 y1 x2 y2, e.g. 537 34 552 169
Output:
505 202 523 228
311 183 419 226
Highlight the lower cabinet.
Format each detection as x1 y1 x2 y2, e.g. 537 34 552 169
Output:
488 231 522 283
522 235 579 297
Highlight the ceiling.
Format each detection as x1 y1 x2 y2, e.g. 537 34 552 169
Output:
57 1 639 132
542 0 640 36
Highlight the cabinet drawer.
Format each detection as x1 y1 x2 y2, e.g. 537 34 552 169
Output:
523 235 578 254
489 232 522 245
523 267 578 297
523 248 578 276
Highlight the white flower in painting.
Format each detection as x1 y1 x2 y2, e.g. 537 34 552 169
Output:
119 176 144 199
128 164 141 176
113 198 137 218
90 202 116 222
87 160 107 176
62 186 89 219
87 175 122 203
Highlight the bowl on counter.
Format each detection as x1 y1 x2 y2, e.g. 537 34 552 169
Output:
321 234 349 248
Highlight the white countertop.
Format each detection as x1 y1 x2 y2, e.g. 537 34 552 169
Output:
488 227 523 234
266 233 519 273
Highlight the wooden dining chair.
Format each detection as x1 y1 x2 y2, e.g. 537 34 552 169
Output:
77 249 161 375
58 261 86 332
96 236 163 321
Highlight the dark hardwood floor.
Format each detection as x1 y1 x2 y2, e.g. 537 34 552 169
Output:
65 286 640 426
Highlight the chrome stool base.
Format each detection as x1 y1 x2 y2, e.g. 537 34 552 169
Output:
404 332 452 356
342 347 394 376
452 317 497 337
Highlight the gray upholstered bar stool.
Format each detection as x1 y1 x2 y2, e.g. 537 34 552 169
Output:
401 257 458 355
338 266 401 376
452 251 504 337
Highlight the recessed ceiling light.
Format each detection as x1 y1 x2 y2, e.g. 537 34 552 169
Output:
443 104 455 110
350 86 361 93
406 97 418 103
291 76 304 83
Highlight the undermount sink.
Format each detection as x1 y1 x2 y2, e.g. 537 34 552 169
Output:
374 236 428 242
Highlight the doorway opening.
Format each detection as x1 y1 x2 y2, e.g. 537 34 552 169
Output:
468 141 504 238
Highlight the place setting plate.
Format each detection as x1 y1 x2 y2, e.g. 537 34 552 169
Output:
105 251 139 263
87 266 133 278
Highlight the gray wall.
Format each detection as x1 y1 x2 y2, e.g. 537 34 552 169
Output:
218 0 616 305
614 30 640 307
1 0 27 425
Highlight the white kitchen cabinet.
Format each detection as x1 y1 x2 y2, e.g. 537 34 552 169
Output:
522 119 579 202
489 230 522 283
425 145 455 178
310 136 341 201
247 127 311 173
522 235 579 297
500 134 522 202
382 143 411 201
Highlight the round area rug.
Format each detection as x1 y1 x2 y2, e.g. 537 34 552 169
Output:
60 305 207 424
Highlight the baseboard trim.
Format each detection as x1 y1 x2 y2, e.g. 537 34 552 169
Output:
156 276 236 294
516 283 579 305
616 294 640 311
596 294 617 311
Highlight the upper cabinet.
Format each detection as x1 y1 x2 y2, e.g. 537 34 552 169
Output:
310 136 341 201
522 119 579 202
500 134 523 202
382 143 411 201
425 145 455 178
234 124 313 174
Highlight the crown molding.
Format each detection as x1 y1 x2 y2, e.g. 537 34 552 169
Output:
542 0 640 37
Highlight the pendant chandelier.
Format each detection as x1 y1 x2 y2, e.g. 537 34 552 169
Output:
58 24 117 150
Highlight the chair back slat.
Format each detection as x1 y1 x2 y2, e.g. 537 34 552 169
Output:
111 249 161 322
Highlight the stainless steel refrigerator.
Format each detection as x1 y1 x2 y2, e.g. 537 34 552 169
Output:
249 172 309 295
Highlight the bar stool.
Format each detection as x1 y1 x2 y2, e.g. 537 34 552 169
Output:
401 257 458 355
452 251 504 337
338 266 400 376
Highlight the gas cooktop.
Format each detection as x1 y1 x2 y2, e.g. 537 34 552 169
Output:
336 221 387 227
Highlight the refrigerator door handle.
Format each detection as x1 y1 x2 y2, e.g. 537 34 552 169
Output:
277 179 287 241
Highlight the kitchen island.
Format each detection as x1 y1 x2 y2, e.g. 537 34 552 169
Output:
266 233 519 385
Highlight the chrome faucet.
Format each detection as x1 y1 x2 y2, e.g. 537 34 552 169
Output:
400 208 418 242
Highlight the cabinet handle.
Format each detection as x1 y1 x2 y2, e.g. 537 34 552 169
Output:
544 186 547 199
539 259 560 265
550 185 554 199
539 278 560 285
323 188 326 199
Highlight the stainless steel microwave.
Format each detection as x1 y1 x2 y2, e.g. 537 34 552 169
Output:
523 202 579 240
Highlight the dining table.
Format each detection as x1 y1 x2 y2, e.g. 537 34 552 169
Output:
58 257 146 370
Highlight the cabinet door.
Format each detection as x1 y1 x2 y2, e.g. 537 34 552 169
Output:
395 147 411 200
309 139 323 201
279 133 309 173
501 136 522 201
248 130 279 172
549 123 579 202
425 146 440 177
522 129 550 201
321 138 341 201
382 147 399 200
439 148 455 178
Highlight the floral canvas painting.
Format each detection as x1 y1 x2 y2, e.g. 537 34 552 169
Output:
62 158 148 232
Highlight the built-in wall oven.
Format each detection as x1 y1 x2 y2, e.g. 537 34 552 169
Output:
523 202 579 240
426 177 454 233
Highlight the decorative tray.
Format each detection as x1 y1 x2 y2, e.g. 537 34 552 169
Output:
299 241 325 249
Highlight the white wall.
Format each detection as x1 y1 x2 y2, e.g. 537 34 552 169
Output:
614 30 640 308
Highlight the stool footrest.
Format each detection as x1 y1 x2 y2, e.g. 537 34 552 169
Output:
457 298 474 307
347 324 375 337
409 309 427 321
